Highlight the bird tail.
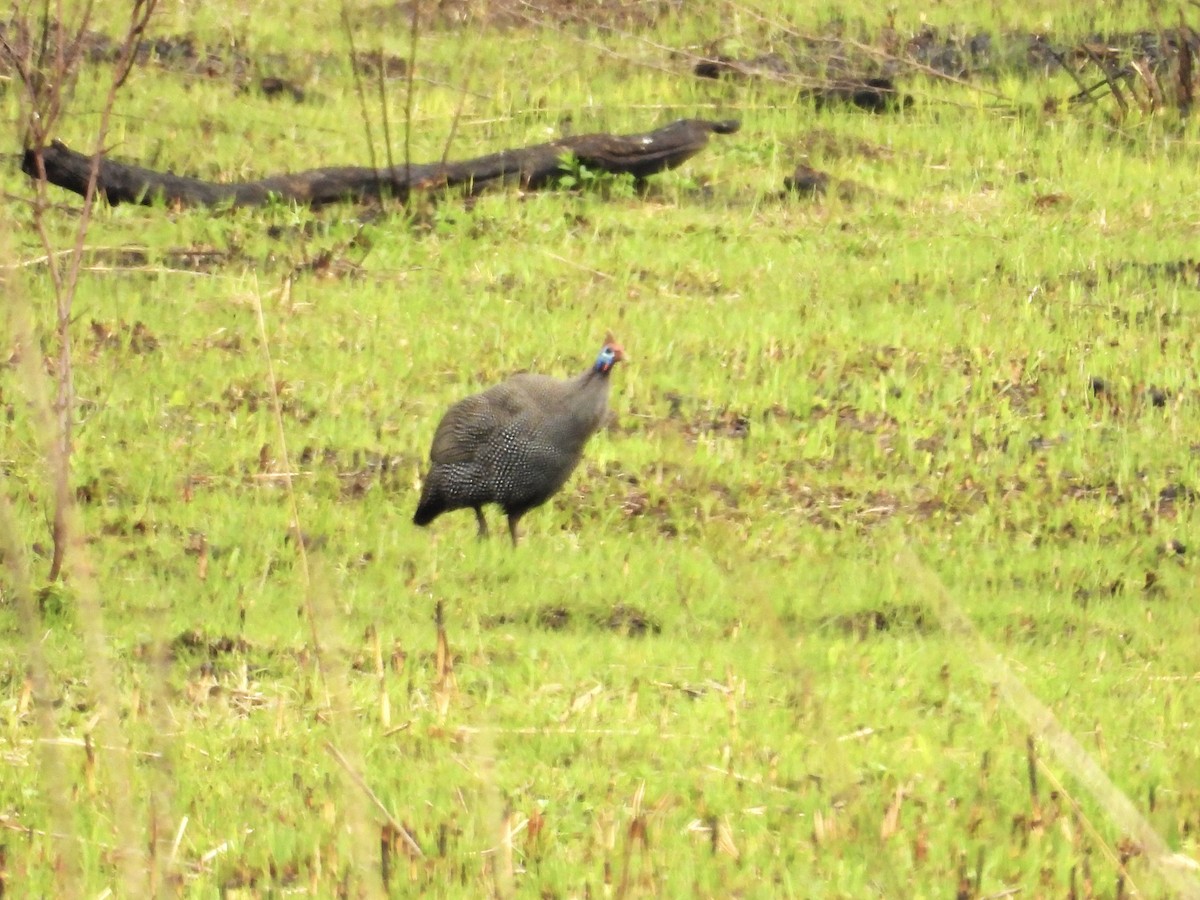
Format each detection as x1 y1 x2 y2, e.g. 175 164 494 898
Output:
412 500 438 527
413 479 441 527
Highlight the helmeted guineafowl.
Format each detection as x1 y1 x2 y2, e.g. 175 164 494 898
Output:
413 336 626 545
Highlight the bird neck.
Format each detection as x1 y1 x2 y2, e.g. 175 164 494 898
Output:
572 367 611 411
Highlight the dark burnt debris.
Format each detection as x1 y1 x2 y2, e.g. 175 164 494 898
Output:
695 26 1200 83
782 164 868 202
695 56 913 113
694 24 1200 118
783 164 832 197
22 118 738 208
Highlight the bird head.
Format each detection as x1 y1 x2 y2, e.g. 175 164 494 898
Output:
594 334 627 374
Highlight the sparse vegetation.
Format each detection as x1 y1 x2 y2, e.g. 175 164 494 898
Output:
3 1 1200 896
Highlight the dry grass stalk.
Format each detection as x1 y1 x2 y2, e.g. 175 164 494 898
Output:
1174 23 1195 110
1130 58 1164 111
1082 44 1130 116
370 625 391 728
434 600 458 719
614 782 651 898
880 784 907 841
1026 735 1043 826
1075 13 1200 117
326 741 425 859
339 3 381 178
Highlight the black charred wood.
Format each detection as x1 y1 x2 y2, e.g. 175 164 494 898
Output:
20 118 741 209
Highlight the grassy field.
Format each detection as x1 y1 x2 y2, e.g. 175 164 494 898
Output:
3 1 1200 896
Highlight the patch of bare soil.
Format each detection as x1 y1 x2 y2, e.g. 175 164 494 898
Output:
294 446 413 499
657 393 751 442
817 604 934 637
1068 259 1200 291
88 319 160 355
215 380 318 424
481 602 660 635
780 162 873 201
135 628 255 661
537 605 572 630
595 603 660 636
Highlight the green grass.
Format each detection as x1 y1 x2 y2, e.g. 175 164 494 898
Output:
3 1 1200 896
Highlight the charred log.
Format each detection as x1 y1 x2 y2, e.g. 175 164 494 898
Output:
21 118 741 208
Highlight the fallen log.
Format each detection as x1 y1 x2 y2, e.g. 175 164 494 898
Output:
21 118 741 209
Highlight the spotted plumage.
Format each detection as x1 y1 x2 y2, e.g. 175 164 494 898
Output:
413 337 627 544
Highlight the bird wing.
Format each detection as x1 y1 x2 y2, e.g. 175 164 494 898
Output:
428 381 542 465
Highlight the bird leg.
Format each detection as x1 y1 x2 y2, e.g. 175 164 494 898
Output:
474 507 489 539
507 513 522 547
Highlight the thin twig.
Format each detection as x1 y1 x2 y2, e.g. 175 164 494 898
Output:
325 740 424 857
540 249 616 280
403 0 421 189
339 4 379 176
438 16 488 171
29 737 163 757
1034 760 1141 894
376 48 396 177
1082 45 1130 115
0 813 116 849
166 816 189 871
